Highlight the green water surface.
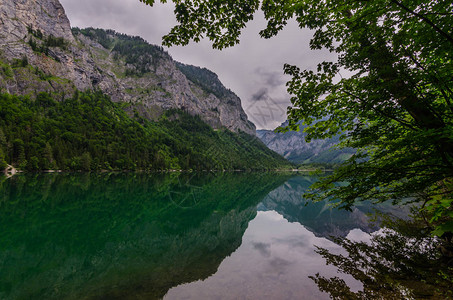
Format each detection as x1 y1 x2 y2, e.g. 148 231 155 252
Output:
1 173 445 300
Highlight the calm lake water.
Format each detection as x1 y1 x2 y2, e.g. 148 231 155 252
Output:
0 173 416 299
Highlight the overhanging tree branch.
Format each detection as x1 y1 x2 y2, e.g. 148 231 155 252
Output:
390 0 453 46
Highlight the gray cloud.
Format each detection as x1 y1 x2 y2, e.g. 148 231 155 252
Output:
273 236 309 249
60 0 337 129
247 88 287 129
251 88 268 102
252 242 271 257
268 257 292 273
255 68 286 88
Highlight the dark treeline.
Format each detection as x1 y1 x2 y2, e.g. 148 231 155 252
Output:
0 91 290 171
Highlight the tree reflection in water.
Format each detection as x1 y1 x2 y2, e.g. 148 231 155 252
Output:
0 172 291 300
310 215 453 299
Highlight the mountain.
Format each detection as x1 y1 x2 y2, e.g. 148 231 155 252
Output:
0 0 254 135
257 121 355 164
260 176 410 239
0 0 291 171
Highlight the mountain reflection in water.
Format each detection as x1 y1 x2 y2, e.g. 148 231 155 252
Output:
0 173 288 299
1 173 449 299
165 176 409 300
260 176 410 239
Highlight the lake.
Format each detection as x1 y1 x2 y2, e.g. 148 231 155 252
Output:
0 173 446 299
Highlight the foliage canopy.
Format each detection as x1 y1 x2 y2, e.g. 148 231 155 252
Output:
140 0 453 234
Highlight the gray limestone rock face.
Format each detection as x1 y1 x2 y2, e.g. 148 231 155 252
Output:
0 0 97 95
0 0 256 135
256 121 354 163
0 0 74 44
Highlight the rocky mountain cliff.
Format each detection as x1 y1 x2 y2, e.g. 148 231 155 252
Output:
0 0 255 135
257 121 355 164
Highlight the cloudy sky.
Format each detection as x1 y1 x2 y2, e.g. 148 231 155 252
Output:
59 0 335 129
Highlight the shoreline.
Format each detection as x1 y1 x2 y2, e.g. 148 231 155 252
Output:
2 168 332 177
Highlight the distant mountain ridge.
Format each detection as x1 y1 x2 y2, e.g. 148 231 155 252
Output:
257 121 355 164
0 0 255 134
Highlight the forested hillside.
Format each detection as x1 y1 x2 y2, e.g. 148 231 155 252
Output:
0 91 291 171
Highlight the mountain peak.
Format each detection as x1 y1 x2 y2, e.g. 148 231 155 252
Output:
0 0 255 135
